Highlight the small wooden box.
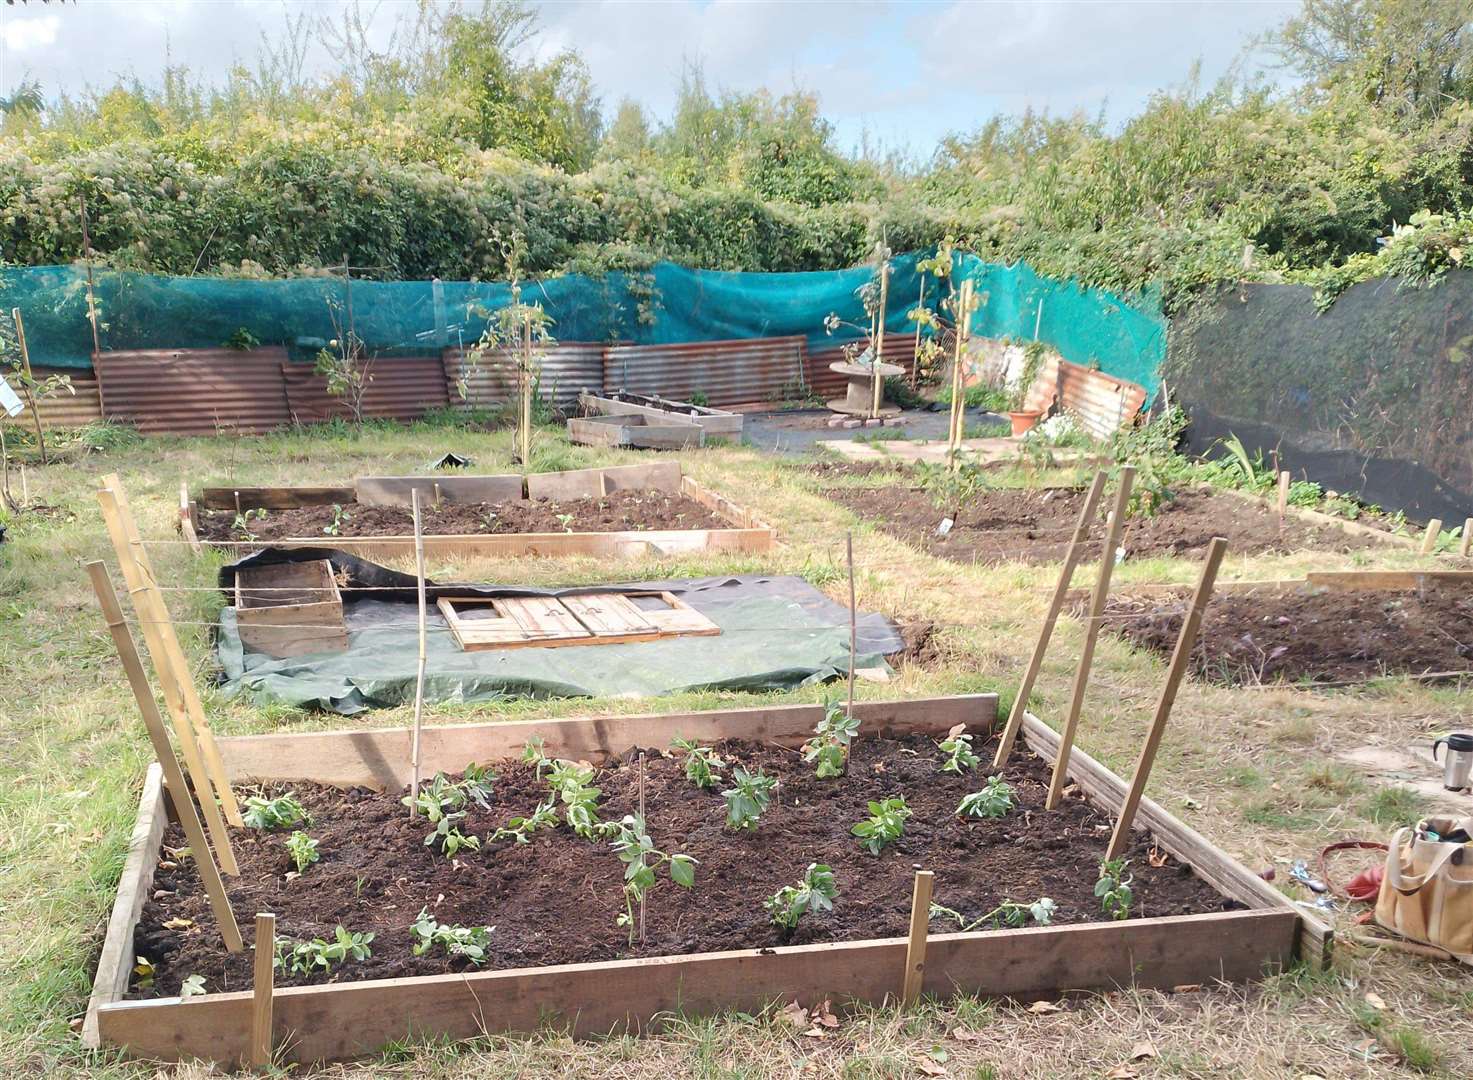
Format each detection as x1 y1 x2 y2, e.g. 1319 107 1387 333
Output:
233 560 349 658
566 413 704 450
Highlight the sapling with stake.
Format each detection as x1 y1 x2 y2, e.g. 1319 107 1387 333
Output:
802 699 860 779
721 765 777 830
765 863 838 937
956 776 1016 819
284 830 319 873
608 814 697 945
670 735 724 789
851 796 911 854
1096 858 1134 920
937 724 980 773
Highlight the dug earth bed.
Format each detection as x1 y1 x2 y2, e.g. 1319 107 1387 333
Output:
1100 585 1473 687
194 490 727 541
131 734 1228 997
816 467 1391 566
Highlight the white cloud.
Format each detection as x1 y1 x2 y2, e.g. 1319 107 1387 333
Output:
2 13 61 54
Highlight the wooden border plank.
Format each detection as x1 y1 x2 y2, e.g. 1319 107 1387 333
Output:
83 763 168 1048
95 908 1294 1066
197 486 356 511
199 526 776 560
355 475 524 507
1214 486 1416 548
215 695 999 789
1304 570 1473 591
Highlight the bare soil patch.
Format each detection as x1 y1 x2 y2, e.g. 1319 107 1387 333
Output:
1101 586 1473 686
814 467 1390 566
195 490 727 541
130 734 1230 997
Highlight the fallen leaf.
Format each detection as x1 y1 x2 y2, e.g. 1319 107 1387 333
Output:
1027 1000 1062 1014
780 1000 808 1028
872 762 888 774
1131 1041 1157 1061
162 918 194 931
1172 984 1201 993
947 723 967 739
814 1000 839 1028
950 1029 985 1043
1364 991 1386 1010
1147 844 1168 868
1104 1068 1138 1079
916 1059 948 1077
801 1026 827 1039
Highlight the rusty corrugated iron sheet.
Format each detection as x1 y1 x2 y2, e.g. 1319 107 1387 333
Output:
1023 355 1145 438
442 343 605 413
282 358 449 424
603 336 813 407
806 338 918 400
28 368 102 429
94 349 292 435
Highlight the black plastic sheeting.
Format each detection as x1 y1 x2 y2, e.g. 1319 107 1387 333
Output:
216 547 905 714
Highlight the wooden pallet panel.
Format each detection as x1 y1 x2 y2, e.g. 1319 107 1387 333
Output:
437 592 720 650
561 592 656 637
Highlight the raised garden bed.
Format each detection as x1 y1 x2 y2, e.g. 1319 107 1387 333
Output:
85 695 1324 1066
183 463 774 559
815 466 1397 566
579 390 744 438
1099 578 1473 687
566 412 704 450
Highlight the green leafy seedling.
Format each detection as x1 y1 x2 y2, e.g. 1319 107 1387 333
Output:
242 793 310 830
802 699 860 778
409 908 495 964
608 814 697 944
273 926 374 975
1096 858 1134 920
931 896 1055 932
721 765 776 830
765 863 838 936
671 735 724 790
937 725 980 773
488 798 558 845
956 776 1016 820
852 796 911 855
284 830 320 873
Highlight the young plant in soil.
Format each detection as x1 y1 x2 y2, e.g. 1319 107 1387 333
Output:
802 700 860 778
231 507 268 539
284 830 319 873
1096 858 1134 920
405 773 490 856
956 776 1016 819
608 813 697 944
274 926 374 976
931 896 1056 932
545 759 615 840
670 735 724 789
242 793 310 830
321 503 351 536
409 908 495 964
765 863 838 938
487 798 558 845
852 796 911 854
914 460 989 523
721 765 777 830
522 736 551 778
937 725 980 773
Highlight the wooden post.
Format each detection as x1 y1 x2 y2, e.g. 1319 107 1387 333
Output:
96 484 244 858
251 913 275 1069
11 308 32 379
1421 519 1443 556
910 275 926 390
409 488 427 812
1105 538 1227 860
98 475 244 826
871 261 889 420
85 561 243 949
520 310 533 469
79 197 102 357
1046 466 1135 810
901 869 934 1005
637 751 647 945
1461 518 1472 559
1276 471 1290 525
948 280 973 466
10 308 48 464
846 531 857 720
994 470 1109 769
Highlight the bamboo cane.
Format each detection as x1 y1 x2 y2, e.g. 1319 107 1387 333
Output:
409 488 427 813
871 261 888 419
847 531 857 719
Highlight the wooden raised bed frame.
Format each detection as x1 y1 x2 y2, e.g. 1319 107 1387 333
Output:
85 694 1327 1067
180 462 775 559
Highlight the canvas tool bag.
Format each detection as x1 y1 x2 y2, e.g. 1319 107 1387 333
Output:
1374 816 1473 963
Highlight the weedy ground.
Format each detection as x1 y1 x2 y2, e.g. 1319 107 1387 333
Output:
1 417 1469 1078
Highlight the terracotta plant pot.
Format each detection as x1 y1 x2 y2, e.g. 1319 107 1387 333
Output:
1008 409 1044 436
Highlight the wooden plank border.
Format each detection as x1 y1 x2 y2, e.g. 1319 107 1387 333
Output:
1214 486 1416 549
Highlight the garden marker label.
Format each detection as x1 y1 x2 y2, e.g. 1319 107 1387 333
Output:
0 377 24 418
936 517 954 537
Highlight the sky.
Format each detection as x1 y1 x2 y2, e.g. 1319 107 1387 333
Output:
0 0 1299 155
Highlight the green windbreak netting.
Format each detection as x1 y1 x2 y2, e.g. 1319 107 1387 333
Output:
0 254 1162 395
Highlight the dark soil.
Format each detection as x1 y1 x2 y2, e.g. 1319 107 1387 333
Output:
1102 586 1473 686
816 468 1391 566
195 490 728 541
130 735 1231 997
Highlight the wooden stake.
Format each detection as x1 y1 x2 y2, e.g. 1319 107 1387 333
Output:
11 308 32 379
901 869 934 1005
994 470 1109 769
846 531 857 719
870 262 889 420
1105 538 1227 861
79 196 102 357
1421 519 1443 556
1046 466 1135 810
520 311 533 469
1461 518 1472 559
99 475 244 826
85 561 242 948
637 751 647 946
948 280 973 467
409 488 427 812
910 275 926 390
96 483 244 851
10 308 47 464
1276 471 1290 525
251 913 275 1069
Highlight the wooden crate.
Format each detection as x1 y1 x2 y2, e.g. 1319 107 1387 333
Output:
567 412 705 450
233 559 348 658
84 694 1328 1067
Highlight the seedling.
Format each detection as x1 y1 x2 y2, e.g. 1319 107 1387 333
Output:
851 796 911 854
937 725 980 773
321 503 351 536
488 798 558 844
555 512 574 532
522 736 551 777
1096 858 1134 920
231 507 268 538
426 811 481 858
409 908 495 964
545 758 613 839
721 765 776 830
274 926 374 975
764 863 838 936
242 793 310 830
670 735 724 790
608 813 697 944
956 776 1016 820
179 973 208 999
931 897 1056 932
284 830 320 873
802 699 860 779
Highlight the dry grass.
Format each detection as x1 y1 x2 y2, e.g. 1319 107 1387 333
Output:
1 420 1470 1077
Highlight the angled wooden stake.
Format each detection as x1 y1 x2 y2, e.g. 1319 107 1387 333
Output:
846 531 856 720
100 474 243 826
409 488 427 812
1106 538 1227 860
1276 470 1289 526
902 869 934 1005
178 481 201 553
1461 518 1472 559
1046 466 1134 810
994 470 1108 769
1421 519 1443 556
251 912 275 1069
86 560 243 930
